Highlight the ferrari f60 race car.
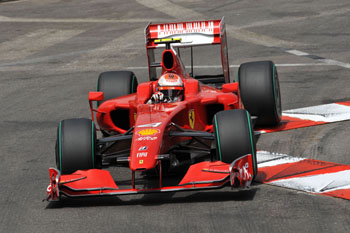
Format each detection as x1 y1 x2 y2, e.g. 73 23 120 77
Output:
46 18 283 201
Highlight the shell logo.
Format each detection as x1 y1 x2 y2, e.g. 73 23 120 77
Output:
158 73 183 86
137 128 160 136
164 73 179 82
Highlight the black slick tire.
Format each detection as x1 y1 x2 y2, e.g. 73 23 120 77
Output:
213 109 257 178
97 71 138 106
56 118 97 174
238 60 282 126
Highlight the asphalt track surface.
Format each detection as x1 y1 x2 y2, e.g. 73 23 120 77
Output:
1 0 350 232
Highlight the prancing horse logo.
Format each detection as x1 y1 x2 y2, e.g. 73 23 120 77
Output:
189 109 195 129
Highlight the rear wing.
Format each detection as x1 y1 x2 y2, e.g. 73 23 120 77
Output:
144 18 230 83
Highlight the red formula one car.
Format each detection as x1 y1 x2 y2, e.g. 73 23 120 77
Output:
46 18 282 201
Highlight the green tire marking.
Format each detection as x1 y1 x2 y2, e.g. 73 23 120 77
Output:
58 121 62 171
246 111 256 175
91 121 95 168
214 115 222 161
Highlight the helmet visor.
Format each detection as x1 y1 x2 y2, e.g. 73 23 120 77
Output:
160 89 183 102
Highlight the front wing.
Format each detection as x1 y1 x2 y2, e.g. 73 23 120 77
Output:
46 154 254 201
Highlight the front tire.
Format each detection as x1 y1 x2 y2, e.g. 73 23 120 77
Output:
213 109 257 178
238 61 282 126
56 118 98 174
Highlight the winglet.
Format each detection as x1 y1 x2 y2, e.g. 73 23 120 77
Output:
229 154 254 189
46 168 61 201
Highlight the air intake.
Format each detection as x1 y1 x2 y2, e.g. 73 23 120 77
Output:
162 50 175 70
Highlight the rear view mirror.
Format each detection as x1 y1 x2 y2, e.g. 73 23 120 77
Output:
89 91 104 101
88 92 104 122
222 82 239 93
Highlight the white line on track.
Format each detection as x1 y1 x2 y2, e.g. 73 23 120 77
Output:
287 50 350 69
0 15 163 24
286 50 310 56
318 59 350 69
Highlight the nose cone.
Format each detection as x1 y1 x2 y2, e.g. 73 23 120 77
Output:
129 128 162 171
129 102 186 171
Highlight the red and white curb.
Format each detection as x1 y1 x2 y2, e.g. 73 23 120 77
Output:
256 101 350 134
256 151 350 200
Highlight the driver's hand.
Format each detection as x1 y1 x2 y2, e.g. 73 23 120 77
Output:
148 91 164 104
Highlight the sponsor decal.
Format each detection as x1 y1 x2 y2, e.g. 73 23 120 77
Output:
137 152 148 158
158 73 183 87
138 146 148 151
189 109 195 129
136 136 158 141
137 122 162 128
164 73 179 82
230 162 251 186
139 160 144 164
229 155 253 188
137 128 160 136
46 184 52 193
157 21 214 37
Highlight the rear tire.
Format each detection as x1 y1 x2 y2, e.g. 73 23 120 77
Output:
238 61 282 126
55 118 98 174
97 71 138 107
213 109 257 178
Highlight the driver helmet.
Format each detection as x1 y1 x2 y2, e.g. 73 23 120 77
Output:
157 73 184 103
